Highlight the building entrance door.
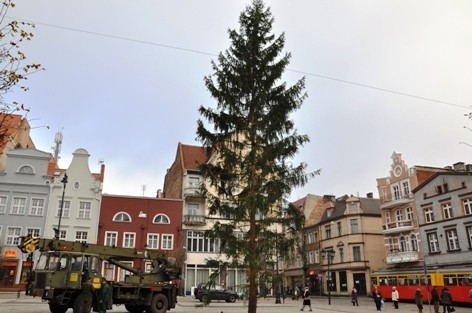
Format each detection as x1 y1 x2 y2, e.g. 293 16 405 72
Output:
352 273 367 296
0 259 18 287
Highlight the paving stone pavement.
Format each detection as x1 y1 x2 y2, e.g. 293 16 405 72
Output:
0 293 470 313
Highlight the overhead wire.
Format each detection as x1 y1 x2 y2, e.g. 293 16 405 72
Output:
9 17 472 110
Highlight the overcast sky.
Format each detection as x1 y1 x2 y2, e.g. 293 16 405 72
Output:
6 0 472 201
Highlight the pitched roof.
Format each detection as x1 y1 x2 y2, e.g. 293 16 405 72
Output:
178 143 208 171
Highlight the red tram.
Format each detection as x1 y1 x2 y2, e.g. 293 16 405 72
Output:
370 268 472 304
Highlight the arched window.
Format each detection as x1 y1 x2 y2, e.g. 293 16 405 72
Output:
153 214 170 224
113 212 131 222
399 236 407 252
18 165 34 174
410 234 418 251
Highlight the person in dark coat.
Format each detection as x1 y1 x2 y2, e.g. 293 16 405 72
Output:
372 286 382 311
300 286 312 311
414 288 424 313
80 277 95 313
98 277 110 313
440 287 453 313
351 287 359 306
431 286 440 313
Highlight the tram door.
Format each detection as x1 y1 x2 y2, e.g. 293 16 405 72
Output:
353 273 367 295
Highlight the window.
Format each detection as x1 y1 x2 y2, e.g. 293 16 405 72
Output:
75 231 88 243
6 227 21 245
11 197 27 215
188 177 200 188
353 246 361 261
467 226 472 248
337 222 342 236
427 232 439 253
406 207 414 221
105 232 117 246
395 209 403 222
147 234 159 249
350 219 359 234
410 234 418 251
26 228 40 238
385 212 391 224
187 203 199 215
153 214 170 224
123 232 136 248
57 200 71 218
18 165 34 174
113 212 131 222
0 196 6 214
161 234 173 250
78 201 91 218
392 185 400 200
399 236 407 252
424 208 435 223
325 225 331 239
445 229 460 251
339 247 344 263
402 181 410 196
307 232 314 244
463 198 472 215
29 198 45 216
186 230 220 252
57 230 66 240
388 237 394 252
442 203 453 219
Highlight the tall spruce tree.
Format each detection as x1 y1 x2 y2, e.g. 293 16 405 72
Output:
196 1 319 313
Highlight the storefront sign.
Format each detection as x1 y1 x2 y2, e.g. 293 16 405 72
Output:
3 250 17 258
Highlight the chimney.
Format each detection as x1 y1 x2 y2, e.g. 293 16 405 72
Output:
453 162 466 171
366 192 373 199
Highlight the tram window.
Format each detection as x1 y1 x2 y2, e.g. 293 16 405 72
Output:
390 277 398 286
397 276 407 286
379 277 388 286
408 275 418 285
420 275 431 286
371 277 378 286
443 275 458 286
458 274 471 285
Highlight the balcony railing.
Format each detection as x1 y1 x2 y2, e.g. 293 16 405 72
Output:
183 186 203 198
380 193 412 208
385 251 420 264
382 220 415 234
183 215 206 225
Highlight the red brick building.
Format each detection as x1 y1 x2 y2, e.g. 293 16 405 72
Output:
98 194 183 281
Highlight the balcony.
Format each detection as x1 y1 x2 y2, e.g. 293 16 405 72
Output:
380 194 412 209
183 215 206 226
382 220 415 234
183 186 203 199
385 251 420 264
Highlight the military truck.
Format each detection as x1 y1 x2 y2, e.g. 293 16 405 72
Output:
19 236 181 313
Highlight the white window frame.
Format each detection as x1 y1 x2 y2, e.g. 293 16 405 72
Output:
161 234 173 250
406 207 414 221
0 196 7 214
75 231 88 243
11 197 27 215
424 208 435 223
147 233 159 249
104 231 118 246
410 234 418 251
385 212 391 224
427 232 439 253
442 203 453 219
123 232 136 248
350 219 359 234
78 201 91 219
395 209 403 222
392 185 400 200
26 228 40 238
56 199 71 218
445 229 460 251
153 214 170 224
463 198 472 215
6 227 21 245
29 198 45 216
113 212 131 222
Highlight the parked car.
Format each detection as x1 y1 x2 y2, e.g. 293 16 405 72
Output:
195 283 239 303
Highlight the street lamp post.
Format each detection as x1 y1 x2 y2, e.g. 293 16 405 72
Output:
54 174 68 239
322 249 335 305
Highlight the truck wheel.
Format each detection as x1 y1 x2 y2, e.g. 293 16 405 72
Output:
150 293 168 313
125 303 145 313
73 294 92 313
227 295 237 303
49 302 68 313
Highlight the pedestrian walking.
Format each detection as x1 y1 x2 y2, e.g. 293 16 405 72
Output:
300 286 312 311
414 288 424 313
440 287 453 313
351 286 359 306
372 286 382 311
431 286 440 313
391 286 399 309
98 277 110 313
